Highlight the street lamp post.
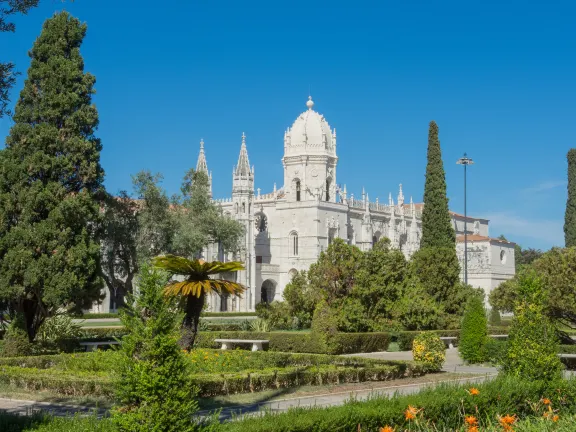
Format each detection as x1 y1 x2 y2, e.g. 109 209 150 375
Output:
456 153 474 285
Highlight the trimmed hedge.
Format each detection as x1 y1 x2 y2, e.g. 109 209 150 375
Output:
194 362 428 397
0 353 426 398
203 312 257 317
0 366 113 397
76 313 119 319
218 376 576 432
195 331 390 354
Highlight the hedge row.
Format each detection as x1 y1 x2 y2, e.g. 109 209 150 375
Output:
0 361 427 398
194 362 428 397
75 313 119 319
0 366 113 397
0 351 389 370
195 331 390 354
218 376 576 432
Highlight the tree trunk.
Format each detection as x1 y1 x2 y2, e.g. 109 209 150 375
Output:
180 292 205 350
19 298 44 342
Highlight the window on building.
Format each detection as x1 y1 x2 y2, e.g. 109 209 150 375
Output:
372 236 377 248
242 202 246 214
290 232 299 256
326 179 331 201
218 241 224 262
220 293 228 312
256 255 262 263
295 180 301 201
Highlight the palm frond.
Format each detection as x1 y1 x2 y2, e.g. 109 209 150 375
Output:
163 278 245 297
153 254 245 277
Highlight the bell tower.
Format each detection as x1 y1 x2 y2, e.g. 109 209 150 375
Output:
282 97 338 203
231 132 256 311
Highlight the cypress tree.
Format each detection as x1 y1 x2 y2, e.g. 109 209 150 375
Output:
459 294 488 363
421 121 455 249
0 12 104 341
564 149 576 247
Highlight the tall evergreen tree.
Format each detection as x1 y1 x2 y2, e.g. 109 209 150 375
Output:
564 149 576 247
0 12 104 341
420 121 455 249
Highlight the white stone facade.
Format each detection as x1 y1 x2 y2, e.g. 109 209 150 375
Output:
92 98 515 313
190 97 516 312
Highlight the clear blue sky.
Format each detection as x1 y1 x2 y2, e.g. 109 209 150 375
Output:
2 0 575 250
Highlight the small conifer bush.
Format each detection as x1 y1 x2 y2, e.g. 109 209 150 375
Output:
412 332 445 371
111 264 203 431
488 307 501 326
459 294 488 363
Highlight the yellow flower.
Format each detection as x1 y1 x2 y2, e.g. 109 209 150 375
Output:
380 427 395 432
542 397 551 405
552 414 559 422
468 388 480 396
465 415 478 426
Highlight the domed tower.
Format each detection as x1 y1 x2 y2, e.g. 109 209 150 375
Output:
282 96 338 203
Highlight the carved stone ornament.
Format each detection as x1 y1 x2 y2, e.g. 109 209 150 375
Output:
327 216 339 229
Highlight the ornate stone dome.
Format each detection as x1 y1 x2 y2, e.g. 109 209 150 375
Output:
284 96 336 156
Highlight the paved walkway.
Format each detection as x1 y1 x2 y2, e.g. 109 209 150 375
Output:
0 398 107 417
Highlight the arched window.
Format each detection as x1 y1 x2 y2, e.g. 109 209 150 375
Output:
296 180 301 202
372 236 378 247
290 232 299 256
235 203 238 214
326 178 331 201
242 202 246 214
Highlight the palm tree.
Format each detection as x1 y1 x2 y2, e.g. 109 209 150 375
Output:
152 254 245 349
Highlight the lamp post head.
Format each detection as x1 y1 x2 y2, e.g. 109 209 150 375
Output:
456 153 474 166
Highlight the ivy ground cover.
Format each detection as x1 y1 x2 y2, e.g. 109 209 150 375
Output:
0 349 429 398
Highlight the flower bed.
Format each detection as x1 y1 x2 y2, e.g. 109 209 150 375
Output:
0 350 428 397
218 376 576 432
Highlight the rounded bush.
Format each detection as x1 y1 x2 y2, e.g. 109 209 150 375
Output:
412 332 445 371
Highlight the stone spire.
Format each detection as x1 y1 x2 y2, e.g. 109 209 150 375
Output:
196 139 212 197
389 192 394 207
234 132 253 178
196 139 209 174
397 184 404 207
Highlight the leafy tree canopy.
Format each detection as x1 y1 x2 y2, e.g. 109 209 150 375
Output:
490 247 576 332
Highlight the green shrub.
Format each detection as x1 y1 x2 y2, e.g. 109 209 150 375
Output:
412 332 445 371
1 315 33 357
111 264 200 431
76 312 120 319
218 376 576 432
488 307 502 326
250 318 271 332
80 327 128 341
459 294 488 363
501 272 563 382
483 338 507 364
309 300 339 353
